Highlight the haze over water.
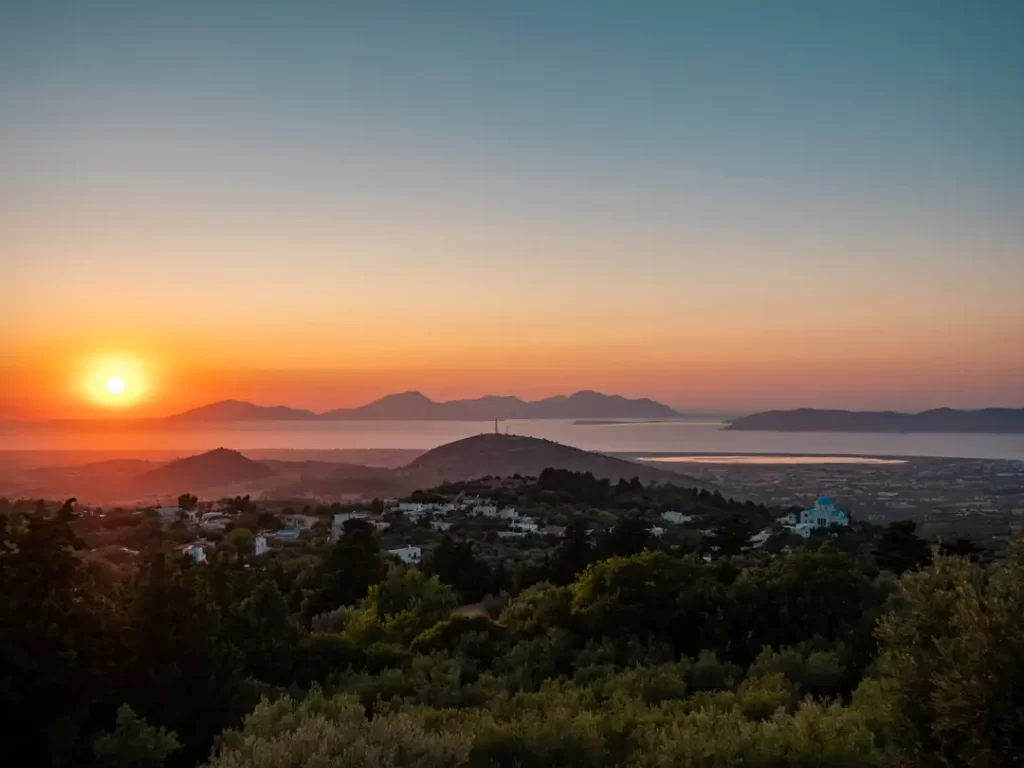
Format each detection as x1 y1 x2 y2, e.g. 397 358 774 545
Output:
1 419 1021 461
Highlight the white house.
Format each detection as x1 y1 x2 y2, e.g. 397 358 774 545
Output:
181 543 206 563
498 507 519 520
283 514 319 530
430 520 453 532
155 506 183 528
253 535 269 556
472 505 499 518
650 526 665 538
333 511 368 526
199 512 232 532
661 511 694 525
510 517 539 534
331 511 368 540
388 545 422 565
783 497 849 537
749 528 773 548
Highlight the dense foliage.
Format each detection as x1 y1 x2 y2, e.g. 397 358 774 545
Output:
2 475 1022 767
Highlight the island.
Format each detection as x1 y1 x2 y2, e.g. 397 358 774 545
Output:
726 408 1024 434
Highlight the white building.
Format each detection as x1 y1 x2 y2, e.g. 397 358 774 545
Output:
155 506 183 528
430 520 453 532
472 505 499 518
283 514 319 530
650 526 665 538
783 496 849 538
498 507 519 520
388 545 422 565
510 517 539 534
661 511 694 525
181 543 206 563
749 528 773 548
333 511 368 526
331 511 368 540
253 535 269 556
199 512 232 532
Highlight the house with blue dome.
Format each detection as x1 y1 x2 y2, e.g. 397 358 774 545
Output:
782 496 849 537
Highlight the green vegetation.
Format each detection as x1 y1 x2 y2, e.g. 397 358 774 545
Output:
1 472 1021 767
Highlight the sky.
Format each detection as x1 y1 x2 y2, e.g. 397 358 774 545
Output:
1 0 1022 418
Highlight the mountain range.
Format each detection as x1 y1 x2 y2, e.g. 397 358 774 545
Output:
167 391 680 422
727 407 1024 434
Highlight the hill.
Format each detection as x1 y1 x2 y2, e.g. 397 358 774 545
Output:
404 433 711 488
322 390 681 420
165 400 318 421
727 407 1024 433
130 448 274 494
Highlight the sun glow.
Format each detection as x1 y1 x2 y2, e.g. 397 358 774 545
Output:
82 356 151 409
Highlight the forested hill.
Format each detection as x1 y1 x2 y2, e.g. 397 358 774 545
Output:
727 407 1024 433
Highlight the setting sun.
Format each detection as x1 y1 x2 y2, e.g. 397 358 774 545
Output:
81 356 151 410
105 376 126 396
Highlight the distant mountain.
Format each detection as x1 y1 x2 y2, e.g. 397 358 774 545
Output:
727 408 1024 434
404 433 712 488
165 400 317 422
131 448 274 493
322 390 681 420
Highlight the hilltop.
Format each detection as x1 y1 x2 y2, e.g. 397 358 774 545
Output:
129 448 274 494
727 407 1024 433
405 433 711 489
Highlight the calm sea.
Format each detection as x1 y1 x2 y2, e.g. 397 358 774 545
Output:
1 419 1022 461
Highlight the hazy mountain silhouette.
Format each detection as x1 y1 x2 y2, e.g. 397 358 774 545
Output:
727 407 1024 433
163 390 681 421
166 399 318 421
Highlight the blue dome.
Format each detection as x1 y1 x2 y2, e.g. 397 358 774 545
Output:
817 496 834 506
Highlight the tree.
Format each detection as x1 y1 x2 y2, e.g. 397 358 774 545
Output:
93 705 180 768
873 520 931 575
422 536 493 602
230 579 304 685
123 555 245 766
705 513 755 558
223 527 254 560
340 566 458 648
303 519 386 624
0 504 117 767
551 519 594 585
176 494 198 512
206 691 472 768
938 536 985 561
597 517 652 559
873 540 1024 767
728 547 884 667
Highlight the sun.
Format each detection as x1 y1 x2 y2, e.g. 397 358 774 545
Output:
105 375 126 396
82 356 151 409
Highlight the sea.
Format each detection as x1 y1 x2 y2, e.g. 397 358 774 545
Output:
1 418 1022 462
